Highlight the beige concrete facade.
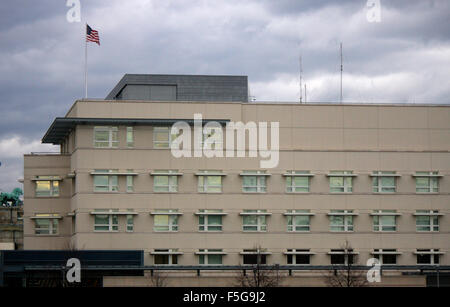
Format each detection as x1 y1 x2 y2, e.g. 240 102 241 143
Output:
23 99 450 286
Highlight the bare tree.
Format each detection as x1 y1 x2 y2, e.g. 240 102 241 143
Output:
147 270 168 287
324 241 368 287
234 246 283 287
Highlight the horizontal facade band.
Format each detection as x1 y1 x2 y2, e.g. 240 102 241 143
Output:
195 251 228 255
371 251 403 255
327 251 359 255
282 173 315 177
326 174 358 177
283 212 316 216
411 174 443 177
30 215 63 219
239 173 271 176
370 212 402 216
150 212 183 215
369 174 402 177
90 211 138 215
150 251 184 255
283 251 316 255
30 176 63 181
194 212 228 216
89 171 139 176
194 172 227 176
239 251 272 255
327 212 359 216
42 117 230 144
414 251 445 255
239 212 272 216
413 212 444 216
150 172 183 176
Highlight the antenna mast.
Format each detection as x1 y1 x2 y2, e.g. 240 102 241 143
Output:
299 55 303 103
304 84 307 103
340 42 343 103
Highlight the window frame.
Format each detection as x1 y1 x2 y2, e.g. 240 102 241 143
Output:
198 214 223 232
373 211 398 232
93 170 119 192
153 127 179 149
328 171 353 193
415 211 439 232
94 213 119 232
285 171 310 193
94 126 118 148
198 249 224 265
153 212 179 232
415 172 439 193
153 172 179 193
242 210 268 232
126 126 134 147
35 180 60 197
34 218 59 235
286 213 311 232
329 211 354 232
198 175 222 193
242 173 267 193
372 171 397 193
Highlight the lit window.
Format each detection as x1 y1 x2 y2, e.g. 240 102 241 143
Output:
415 172 439 193
94 210 119 232
241 171 267 193
372 171 397 193
198 171 222 193
94 126 118 148
153 127 179 149
285 171 311 193
35 178 59 197
198 250 223 265
373 210 397 232
126 127 134 147
329 171 353 193
153 171 179 192
34 216 59 235
329 210 354 232
416 210 440 232
242 210 268 232
286 249 311 265
198 210 223 232
93 170 118 192
153 210 179 232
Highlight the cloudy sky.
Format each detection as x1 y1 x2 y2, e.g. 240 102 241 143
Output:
0 0 449 191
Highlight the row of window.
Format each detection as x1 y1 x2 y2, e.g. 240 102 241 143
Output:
33 170 443 196
32 209 442 235
148 248 443 266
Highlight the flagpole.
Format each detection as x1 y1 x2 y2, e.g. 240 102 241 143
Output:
84 23 88 99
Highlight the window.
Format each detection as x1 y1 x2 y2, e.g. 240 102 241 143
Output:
285 171 311 193
198 172 222 193
416 210 440 232
373 249 398 265
202 127 223 150
242 210 268 232
329 210 354 232
241 171 267 193
198 210 223 232
126 214 134 232
372 171 397 193
94 126 118 148
242 250 267 265
286 250 311 265
286 210 311 232
94 210 119 232
153 171 179 192
416 249 440 265
35 178 60 197
329 171 353 193
153 127 178 149
330 249 354 265
93 170 118 192
373 211 397 232
153 210 179 232
153 249 179 265
126 170 134 192
126 127 134 147
415 172 439 193
198 250 223 265
34 217 58 235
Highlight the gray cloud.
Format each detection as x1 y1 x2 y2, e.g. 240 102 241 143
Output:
0 0 449 191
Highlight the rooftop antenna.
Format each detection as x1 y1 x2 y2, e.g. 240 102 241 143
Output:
340 42 343 103
299 55 303 103
304 84 307 103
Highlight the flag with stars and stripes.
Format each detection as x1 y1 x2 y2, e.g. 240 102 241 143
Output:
86 24 100 45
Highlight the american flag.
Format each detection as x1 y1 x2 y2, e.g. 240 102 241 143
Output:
86 24 100 45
